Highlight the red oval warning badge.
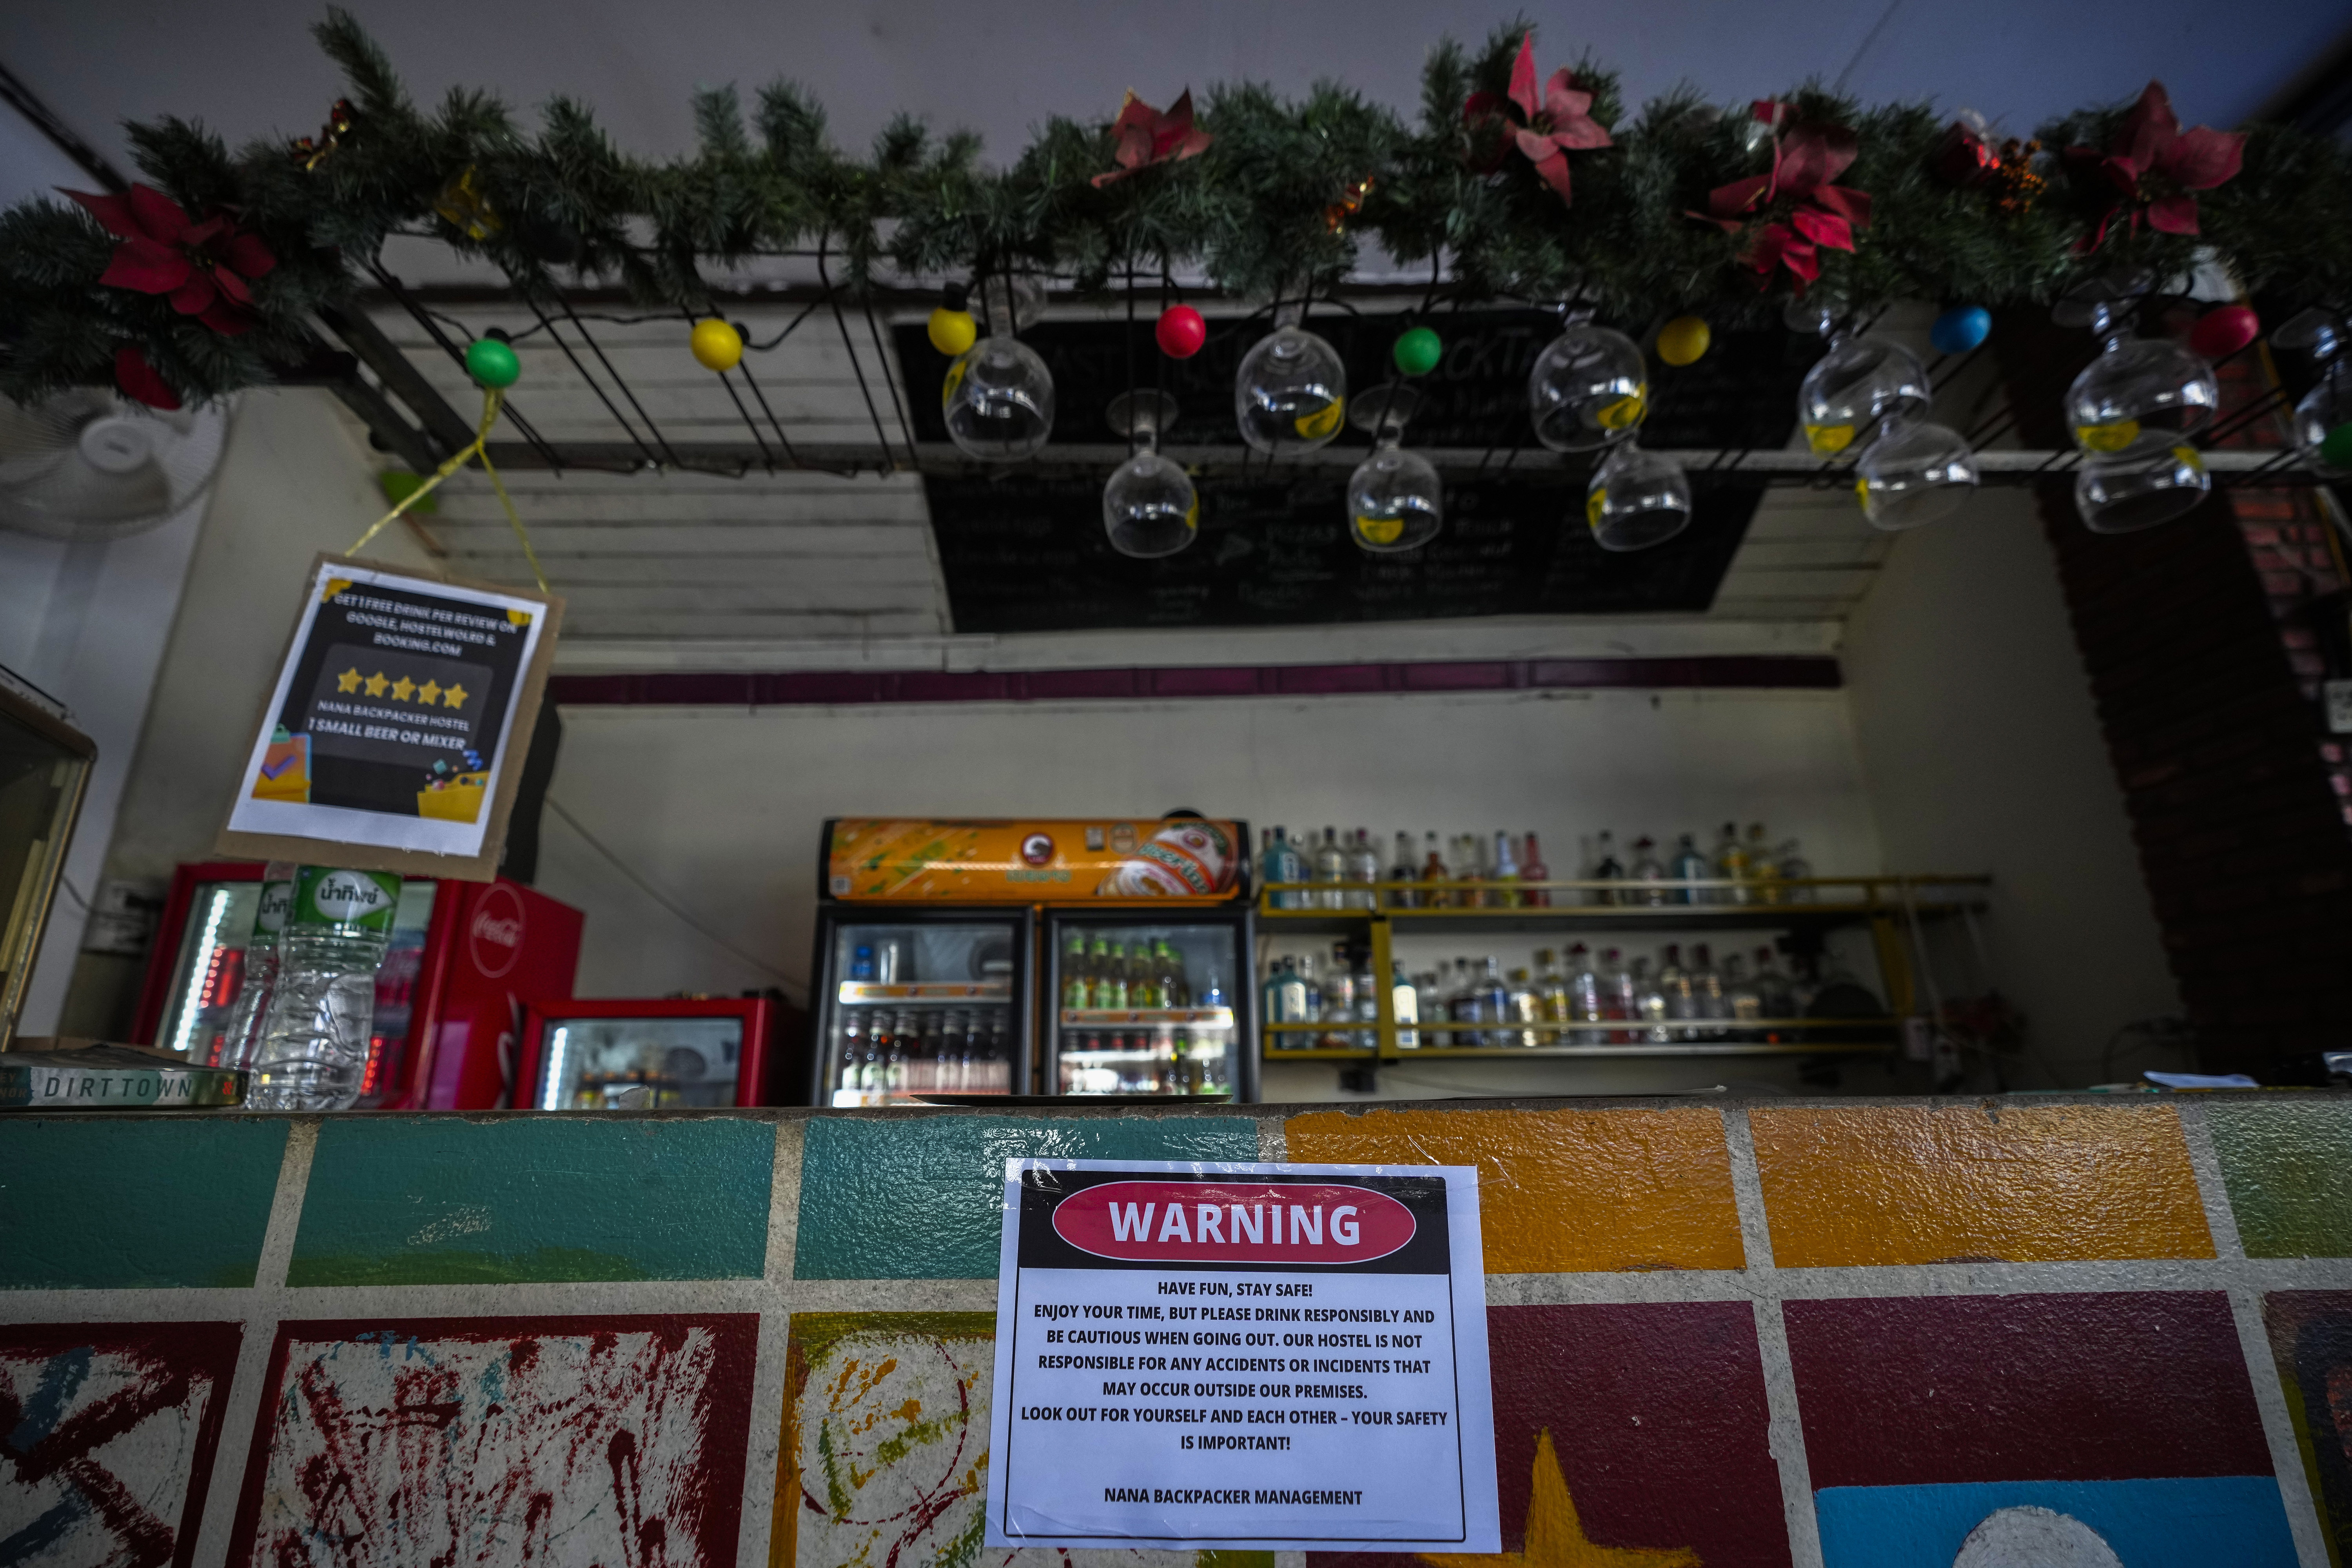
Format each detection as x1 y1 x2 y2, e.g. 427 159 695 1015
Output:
1051 1181 1416 1265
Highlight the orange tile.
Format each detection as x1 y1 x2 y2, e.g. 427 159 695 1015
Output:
1283 1105 1746 1274
1748 1103 2216 1267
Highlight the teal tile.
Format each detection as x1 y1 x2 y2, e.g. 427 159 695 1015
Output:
290 1116 775 1285
0 1118 286 1289
2206 1100 2352 1258
793 1112 1261 1279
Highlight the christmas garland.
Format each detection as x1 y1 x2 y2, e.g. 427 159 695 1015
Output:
4 11 2349 412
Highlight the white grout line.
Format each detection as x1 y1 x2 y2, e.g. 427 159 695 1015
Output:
734 1120 803 1568
2228 1285 2333 1568
252 1118 318 1289
1724 1108 1824 1568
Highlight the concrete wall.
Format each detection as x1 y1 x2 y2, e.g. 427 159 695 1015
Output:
0 1094 2345 1565
48 389 432 1037
1842 488 2185 1087
534 688 1888 1100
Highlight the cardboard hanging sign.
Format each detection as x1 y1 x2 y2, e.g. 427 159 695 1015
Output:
216 555 562 881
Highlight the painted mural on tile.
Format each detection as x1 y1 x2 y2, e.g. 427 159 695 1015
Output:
776 1311 1269 1568
1785 1292 2296 1566
2262 1290 2352 1561
1308 1300 1790 1568
226 1314 757 1567
0 1321 243 1568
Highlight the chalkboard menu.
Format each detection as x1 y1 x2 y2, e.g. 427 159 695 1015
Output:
895 309 1814 633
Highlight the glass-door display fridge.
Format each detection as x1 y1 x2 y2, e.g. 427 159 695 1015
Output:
808 817 1254 1105
518 996 786 1110
133 861 582 1108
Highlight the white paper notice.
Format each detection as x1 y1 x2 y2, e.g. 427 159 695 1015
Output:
985 1158 1498 1552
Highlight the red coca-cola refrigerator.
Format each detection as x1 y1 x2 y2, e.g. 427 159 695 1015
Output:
132 860 582 1108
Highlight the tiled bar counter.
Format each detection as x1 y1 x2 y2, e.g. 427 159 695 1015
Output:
4 1094 2351 1565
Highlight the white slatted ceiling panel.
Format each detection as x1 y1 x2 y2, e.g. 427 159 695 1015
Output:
374 304 1887 651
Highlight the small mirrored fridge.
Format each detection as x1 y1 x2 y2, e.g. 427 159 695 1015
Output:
809 907 1032 1106
518 996 782 1110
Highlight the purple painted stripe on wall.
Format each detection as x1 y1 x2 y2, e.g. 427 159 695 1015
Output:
548 656 1840 708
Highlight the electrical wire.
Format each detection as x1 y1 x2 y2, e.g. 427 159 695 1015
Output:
543 795 805 1000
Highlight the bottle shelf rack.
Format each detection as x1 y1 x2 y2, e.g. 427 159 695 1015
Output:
1252 874 1989 1076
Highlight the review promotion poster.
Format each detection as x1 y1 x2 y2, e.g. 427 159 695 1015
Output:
986 1158 1498 1553
219 556 561 880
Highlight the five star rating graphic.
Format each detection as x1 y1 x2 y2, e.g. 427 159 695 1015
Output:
337 667 469 709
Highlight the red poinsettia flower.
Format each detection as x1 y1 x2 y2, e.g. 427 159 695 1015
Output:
62 183 276 336
1463 32 1613 203
113 345 180 410
1689 102 1871 290
2065 81 2244 248
1091 90 1212 188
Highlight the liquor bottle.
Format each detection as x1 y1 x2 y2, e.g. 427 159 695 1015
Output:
1321 944 1357 1049
983 1009 1010 1094
837 1012 866 1102
1265 956 1307 1026
1723 952 1762 1038
1346 829 1381 911
1490 831 1521 909
1519 832 1551 907
1626 836 1669 907
1352 946 1379 1048
1631 958 1671 1043
1447 834 1479 908
1777 838 1814 902
1390 831 1419 909
1105 941 1133 1009
1259 828 1287 910
1566 943 1602 1036
1752 947 1795 1038
1532 948 1570 1043
1657 944 1697 1040
1597 948 1636 1044
1298 952 1324 1024
1413 970 1446 1045
1443 957 1478 1047
1588 831 1624 906
1670 833 1711 906
1392 959 1420 1049
1421 833 1449 909
1477 958 1509 1048
1505 967 1542 1048
1086 936 1112 1007
1316 828 1347 910
1061 932 1091 1011
1689 943 1729 1035
1129 940 1157 1007
884 1009 911 1094
1713 823 1749 906
1746 823 1781 904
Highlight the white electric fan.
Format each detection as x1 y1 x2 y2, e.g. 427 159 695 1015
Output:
0 389 229 541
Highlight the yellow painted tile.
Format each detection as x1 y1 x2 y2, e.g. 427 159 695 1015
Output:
1748 1103 2216 1267
1283 1105 1746 1274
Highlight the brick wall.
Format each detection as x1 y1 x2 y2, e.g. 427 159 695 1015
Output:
1998 309 2352 1079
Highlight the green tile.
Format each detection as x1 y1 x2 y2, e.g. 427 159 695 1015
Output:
0 1118 287 1289
793 1112 1260 1279
289 1116 775 1285
2206 1100 2352 1258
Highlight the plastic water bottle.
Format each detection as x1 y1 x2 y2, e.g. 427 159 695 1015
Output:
246 867 401 1111
218 863 296 1071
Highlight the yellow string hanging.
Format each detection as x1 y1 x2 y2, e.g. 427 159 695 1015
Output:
347 387 551 594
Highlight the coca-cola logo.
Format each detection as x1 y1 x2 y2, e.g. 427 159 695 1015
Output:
1051 1181 1415 1265
468 884 526 978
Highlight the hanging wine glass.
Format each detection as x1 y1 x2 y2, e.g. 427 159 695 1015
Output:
1100 391 1197 558
2276 309 2352 478
1345 385 1442 552
1854 416 1980 531
2074 445 2210 534
2062 300 2218 457
943 273 1056 462
1789 297 1930 457
1234 303 1346 455
1527 315 1647 453
1585 440 1692 552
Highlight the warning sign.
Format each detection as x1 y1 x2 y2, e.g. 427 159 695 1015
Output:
985 1158 1497 1552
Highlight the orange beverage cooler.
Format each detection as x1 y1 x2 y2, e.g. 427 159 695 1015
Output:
808 817 1257 1105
